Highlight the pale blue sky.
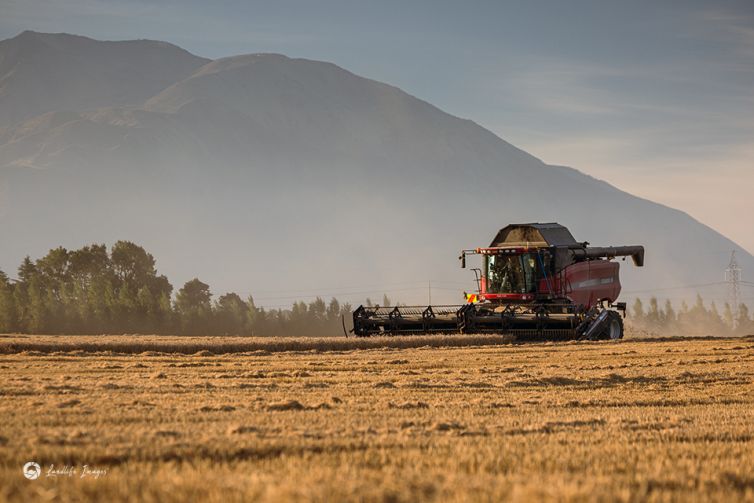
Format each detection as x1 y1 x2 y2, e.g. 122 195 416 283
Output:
1 0 753 252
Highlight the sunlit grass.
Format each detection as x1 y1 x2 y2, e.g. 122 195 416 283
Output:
0 335 752 502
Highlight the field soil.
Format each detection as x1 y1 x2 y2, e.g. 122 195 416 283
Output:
0 335 752 502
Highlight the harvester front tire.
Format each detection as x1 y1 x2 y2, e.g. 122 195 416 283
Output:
605 311 624 340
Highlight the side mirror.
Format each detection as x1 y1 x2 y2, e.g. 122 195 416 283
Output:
460 253 466 269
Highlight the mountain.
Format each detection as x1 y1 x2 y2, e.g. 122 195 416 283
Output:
0 32 750 306
0 31 209 128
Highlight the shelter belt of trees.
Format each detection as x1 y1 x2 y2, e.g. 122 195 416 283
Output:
629 296 753 336
0 242 352 336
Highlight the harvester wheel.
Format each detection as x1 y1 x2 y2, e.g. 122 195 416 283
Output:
605 311 624 340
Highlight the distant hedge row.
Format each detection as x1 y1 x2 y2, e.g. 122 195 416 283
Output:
0 242 352 336
629 295 754 335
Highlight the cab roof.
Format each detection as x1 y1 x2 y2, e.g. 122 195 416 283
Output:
489 223 579 247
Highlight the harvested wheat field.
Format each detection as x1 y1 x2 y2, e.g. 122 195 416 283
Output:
0 334 753 503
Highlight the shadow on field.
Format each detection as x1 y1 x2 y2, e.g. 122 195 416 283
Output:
0 333 750 355
0 334 515 355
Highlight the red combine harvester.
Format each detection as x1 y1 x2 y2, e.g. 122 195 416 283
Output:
352 223 644 340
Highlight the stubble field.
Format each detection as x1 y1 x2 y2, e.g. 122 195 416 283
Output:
0 334 752 502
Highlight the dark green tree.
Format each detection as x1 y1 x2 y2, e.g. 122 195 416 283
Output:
723 303 734 330
647 297 661 325
632 298 645 324
111 241 157 287
13 257 36 331
68 244 112 331
27 274 50 333
0 271 17 333
382 294 392 307
175 278 212 334
708 302 726 334
736 304 753 335
663 299 676 328
309 297 326 321
326 297 341 323
215 292 249 335
246 296 262 335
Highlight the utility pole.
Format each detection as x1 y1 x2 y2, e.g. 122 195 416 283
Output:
725 251 742 328
428 280 432 306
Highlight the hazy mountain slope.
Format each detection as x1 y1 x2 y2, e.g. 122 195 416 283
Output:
0 34 749 305
0 31 209 128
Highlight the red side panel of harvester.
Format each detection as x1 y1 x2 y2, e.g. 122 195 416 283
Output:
555 260 621 308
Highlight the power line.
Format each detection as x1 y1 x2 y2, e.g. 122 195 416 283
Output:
248 286 433 302
245 284 467 302
227 279 474 296
231 281 433 296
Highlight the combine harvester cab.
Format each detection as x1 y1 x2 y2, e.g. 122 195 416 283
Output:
352 223 644 340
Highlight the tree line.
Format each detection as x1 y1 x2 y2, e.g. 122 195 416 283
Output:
629 295 754 336
0 242 353 336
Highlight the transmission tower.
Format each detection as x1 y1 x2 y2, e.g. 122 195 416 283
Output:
725 251 742 327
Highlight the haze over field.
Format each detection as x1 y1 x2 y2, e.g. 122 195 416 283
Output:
3 0 752 254
0 30 751 307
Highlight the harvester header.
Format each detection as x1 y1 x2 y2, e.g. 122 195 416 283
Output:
353 223 644 340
